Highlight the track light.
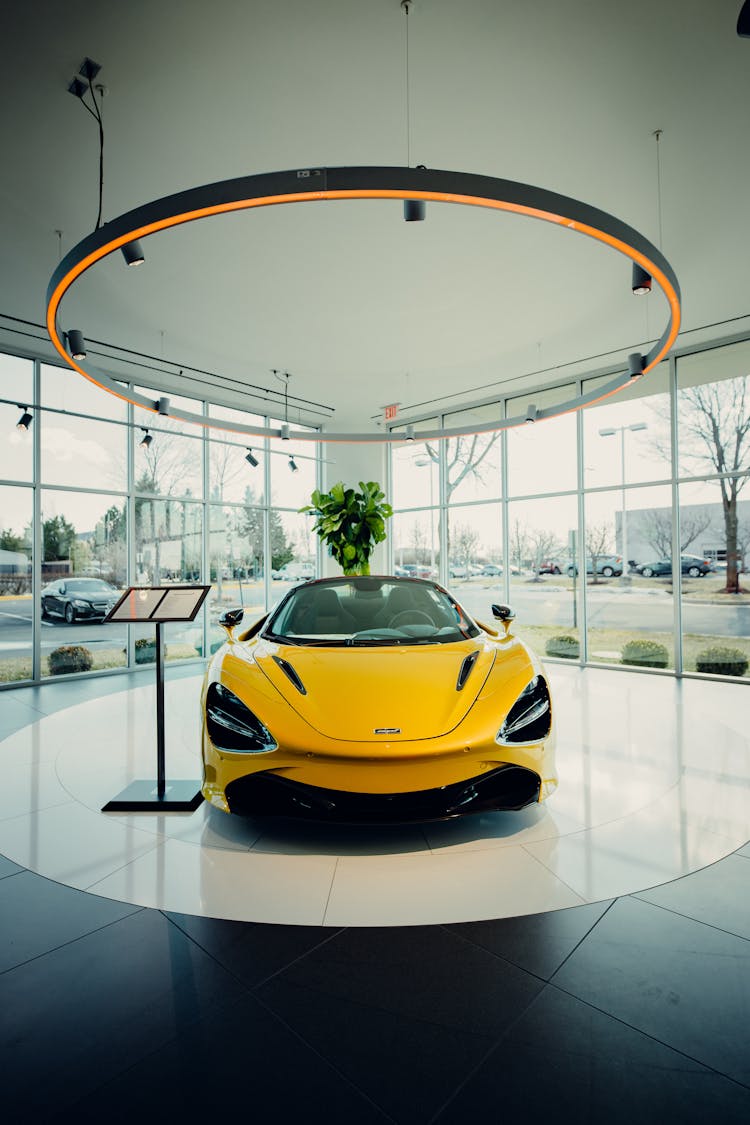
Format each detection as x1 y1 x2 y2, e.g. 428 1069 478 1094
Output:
157 396 170 416
627 352 645 379
525 404 538 424
288 456 298 473
280 423 290 440
139 430 153 449
16 409 32 432
405 425 415 441
121 240 145 267
245 448 259 467
632 263 652 295
66 329 86 361
404 199 426 222
67 77 88 99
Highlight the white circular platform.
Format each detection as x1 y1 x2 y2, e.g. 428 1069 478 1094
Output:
0 664 748 926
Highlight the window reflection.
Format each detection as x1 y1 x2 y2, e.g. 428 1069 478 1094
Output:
40 490 128 678
0 485 32 683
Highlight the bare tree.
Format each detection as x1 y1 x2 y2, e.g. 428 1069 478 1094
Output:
679 378 750 593
586 523 612 585
528 528 559 583
410 520 428 565
509 518 529 576
640 506 714 558
423 434 500 559
453 524 480 574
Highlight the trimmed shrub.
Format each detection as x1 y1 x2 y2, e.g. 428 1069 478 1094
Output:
695 646 749 677
134 637 157 664
621 639 669 668
545 634 580 659
48 645 93 676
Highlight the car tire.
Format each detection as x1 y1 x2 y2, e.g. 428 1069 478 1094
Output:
64 603 75 624
642 567 654 578
688 566 701 577
41 601 49 619
567 566 576 577
553 566 560 575
602 566 614 577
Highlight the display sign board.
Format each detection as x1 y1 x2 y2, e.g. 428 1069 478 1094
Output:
105 584 210 624
101 584 210 813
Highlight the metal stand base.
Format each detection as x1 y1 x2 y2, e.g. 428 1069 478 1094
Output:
102 780 204 812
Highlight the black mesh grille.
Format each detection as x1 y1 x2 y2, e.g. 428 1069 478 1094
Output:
225 765 541 823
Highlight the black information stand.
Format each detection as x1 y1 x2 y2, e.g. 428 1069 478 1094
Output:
101 585 211 812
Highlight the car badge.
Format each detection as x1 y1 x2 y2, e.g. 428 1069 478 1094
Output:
374 727 401 735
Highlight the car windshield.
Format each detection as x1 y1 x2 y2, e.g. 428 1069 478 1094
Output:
65 580 116 593
264 577 481 646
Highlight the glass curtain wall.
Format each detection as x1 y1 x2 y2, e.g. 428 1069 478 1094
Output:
0 352 320 685
388 350 750 682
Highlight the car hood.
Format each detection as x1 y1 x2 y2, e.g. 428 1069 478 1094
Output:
252 637 496 741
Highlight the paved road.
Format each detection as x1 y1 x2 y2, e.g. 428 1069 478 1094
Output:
454 582 750 638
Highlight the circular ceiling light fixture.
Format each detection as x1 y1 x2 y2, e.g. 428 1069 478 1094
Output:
46 165 681 445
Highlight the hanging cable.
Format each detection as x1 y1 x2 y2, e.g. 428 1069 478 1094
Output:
653 128 664 250
403 0 412 166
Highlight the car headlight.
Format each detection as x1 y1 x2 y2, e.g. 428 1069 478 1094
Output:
206 682 277 753
73 599 90 609
495 676 551 745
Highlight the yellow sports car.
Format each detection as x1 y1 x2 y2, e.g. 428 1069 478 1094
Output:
201 576 557 822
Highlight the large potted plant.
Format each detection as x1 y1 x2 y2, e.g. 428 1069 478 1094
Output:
301 481 393 576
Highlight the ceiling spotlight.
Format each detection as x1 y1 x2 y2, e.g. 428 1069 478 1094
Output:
632 263 652 295
79 57 102 82
121 240 145 267
67 76 88 99
245 448 259 467
627 352 645 379
16 409 32 432
525 404 538 424
288 456 298 473
280 423 290 440
66 329 86 361
139 429 153 449
404 199 426 222
405 425 415 441
157 396 170 415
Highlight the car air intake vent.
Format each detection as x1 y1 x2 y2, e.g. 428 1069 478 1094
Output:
456 650 480 691
272 655 306 695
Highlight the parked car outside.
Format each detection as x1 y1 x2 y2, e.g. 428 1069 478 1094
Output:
537 559 563 575
481 564 503 576
566 555 623 578
274 562 315 581
40 578 120 623
635 554 713 578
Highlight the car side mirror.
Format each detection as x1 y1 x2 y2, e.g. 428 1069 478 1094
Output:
59 584 66 595
491 603 515 632
219 607 244 640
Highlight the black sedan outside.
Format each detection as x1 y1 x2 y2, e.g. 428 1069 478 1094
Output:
635 555 714 578
41 578 120 623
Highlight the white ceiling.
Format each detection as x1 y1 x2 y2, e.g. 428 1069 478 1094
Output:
2 0 750 430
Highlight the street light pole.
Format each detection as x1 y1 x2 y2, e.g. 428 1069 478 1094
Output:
598 422 647 585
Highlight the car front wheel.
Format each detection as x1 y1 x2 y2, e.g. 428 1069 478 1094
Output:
602 566 614 577
642 567 654 577
64 603 75 624
688 566 701 577
567 566 577 577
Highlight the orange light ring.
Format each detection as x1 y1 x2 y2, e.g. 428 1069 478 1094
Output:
46 166 681 444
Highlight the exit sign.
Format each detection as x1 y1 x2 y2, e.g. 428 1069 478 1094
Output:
384 403 399 421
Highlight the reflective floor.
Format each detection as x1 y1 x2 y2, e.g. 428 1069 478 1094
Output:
1 665 749 1121
0 664 748 925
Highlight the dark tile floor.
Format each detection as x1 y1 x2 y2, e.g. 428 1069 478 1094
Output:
1 671 749 1123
